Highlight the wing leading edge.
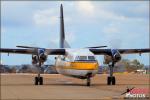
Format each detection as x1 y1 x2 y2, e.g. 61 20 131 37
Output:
1 48 150 56
0 48 65 55
89 48 150 55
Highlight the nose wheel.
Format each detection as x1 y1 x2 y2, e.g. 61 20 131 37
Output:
107 62 116 85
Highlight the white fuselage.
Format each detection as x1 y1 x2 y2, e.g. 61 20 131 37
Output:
55 49 99 79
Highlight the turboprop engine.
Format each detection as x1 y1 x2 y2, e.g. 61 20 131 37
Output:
32 55 38 64
38 48 48 63
103 49 121 64
111 49 121 62
39 53 48 63
32 48 48 64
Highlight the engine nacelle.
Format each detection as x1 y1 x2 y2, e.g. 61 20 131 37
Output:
113 52 121 62
103 55 112 64
103 49 121 64
37 48 48 63
32 55 38 64
111 49 121 62
39 53 48 63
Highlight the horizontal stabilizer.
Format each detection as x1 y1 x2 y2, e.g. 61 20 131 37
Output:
16 46 41 49
86 46 107 48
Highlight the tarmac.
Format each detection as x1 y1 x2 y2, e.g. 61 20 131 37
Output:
0 73 149 100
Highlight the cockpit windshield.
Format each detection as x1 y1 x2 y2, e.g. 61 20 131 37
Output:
75 56 96 61
88 56 95 61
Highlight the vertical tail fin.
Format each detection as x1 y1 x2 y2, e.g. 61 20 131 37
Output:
60 4 65 48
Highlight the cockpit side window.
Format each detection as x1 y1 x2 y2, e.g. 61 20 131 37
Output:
88 56 96 61
79 56 87 60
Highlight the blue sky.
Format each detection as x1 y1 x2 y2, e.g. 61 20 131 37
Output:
1 1 149 65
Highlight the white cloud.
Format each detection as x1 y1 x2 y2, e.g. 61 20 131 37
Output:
48 32 76 47
33 7 71 28
75 1 129 23
103 26 119 34
102 25 122 48
2 1 35 27
1 27 6 33
128 2 149 19
33 8 58 27
76 1 95 15
66 32 76 43
50 37 59 46
97 7 128 21
96 2 148 21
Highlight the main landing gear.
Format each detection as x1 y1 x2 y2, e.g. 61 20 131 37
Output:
34 62 43 85
107 62 116 85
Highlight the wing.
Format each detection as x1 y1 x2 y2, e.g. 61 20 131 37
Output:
1 48 150 55
89 48 150 55
0 48 65 55
117 48 150 54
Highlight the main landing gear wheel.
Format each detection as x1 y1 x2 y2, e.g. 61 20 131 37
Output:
35 76 43 85
107 62 116 85
107 76 116 85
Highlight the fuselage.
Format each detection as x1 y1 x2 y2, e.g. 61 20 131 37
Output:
55 49 99 79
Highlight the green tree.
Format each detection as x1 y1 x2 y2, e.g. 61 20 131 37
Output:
10 66 17 73
131 59 144 69
119 59 144 72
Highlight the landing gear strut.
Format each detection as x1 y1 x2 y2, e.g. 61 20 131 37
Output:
107 62 116 85
34 62 43 85
86 73 92 86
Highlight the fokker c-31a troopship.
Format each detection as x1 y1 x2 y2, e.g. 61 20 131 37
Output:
1 4 150 86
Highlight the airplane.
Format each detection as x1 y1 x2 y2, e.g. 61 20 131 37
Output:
0 4 150 86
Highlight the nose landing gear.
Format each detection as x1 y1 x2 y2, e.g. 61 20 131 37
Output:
86 73 92 86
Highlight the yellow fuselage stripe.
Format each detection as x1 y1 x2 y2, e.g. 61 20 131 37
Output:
63 62 99 70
